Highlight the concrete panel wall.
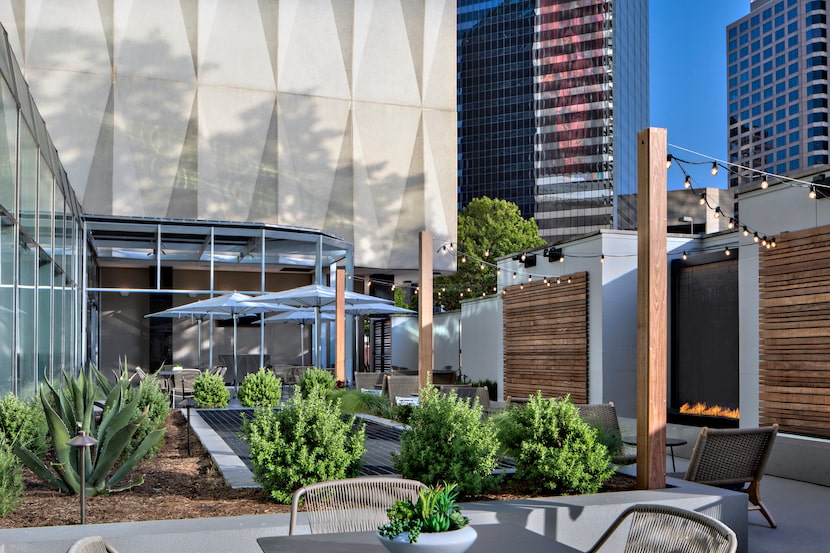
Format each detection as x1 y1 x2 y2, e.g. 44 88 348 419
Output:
460 296 502 396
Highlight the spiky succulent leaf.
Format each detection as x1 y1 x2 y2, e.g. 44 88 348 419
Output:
107 427 166 487
12 443 70 494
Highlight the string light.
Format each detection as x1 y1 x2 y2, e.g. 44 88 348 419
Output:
684 175 691 189
727 218 735 230
810 185 817 200
699 193 706 205
753 232 760 243
761 175 768 189
682 251 688 260
600 254 605 264
743 226 749 237
724 246 731 256
714 206 722 218
710 162 718 176
666 154 673 169
461 255 466 263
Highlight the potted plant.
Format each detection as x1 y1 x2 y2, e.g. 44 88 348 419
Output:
377 483 477 553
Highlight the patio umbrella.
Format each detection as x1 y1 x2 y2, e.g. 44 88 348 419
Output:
165 292 290 396
259 308 336 366
252 284 392 367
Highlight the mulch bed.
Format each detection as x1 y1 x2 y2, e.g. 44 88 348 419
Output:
0 411 637 528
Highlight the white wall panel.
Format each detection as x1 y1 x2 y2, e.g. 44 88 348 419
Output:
278 0 351 99
27 0 109 74
198 85 276 220
115 0 196 82
198 0 276 91
113 75 195 215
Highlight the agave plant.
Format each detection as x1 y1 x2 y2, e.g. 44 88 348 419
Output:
13 366 166 497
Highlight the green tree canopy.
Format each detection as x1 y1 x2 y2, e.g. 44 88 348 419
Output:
435 197 545 311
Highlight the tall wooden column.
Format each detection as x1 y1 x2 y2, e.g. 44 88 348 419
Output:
636 128 668 489
335 268 346 383
418 231 433 389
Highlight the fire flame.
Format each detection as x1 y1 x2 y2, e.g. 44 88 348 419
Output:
679 402 740 419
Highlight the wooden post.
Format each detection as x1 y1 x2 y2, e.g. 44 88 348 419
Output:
335 268 346 383
636 128 668 489
418 231 433 389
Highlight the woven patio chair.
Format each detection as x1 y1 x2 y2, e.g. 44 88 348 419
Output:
169 368 200 407
677 424 779 528
67 536 119 553
439 385 491 413
386 375 421 407
354 371 384 391
586 504 737 553
577 402 637 465
289 477 427 535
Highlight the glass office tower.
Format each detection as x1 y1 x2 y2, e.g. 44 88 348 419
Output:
727 0 829 189
458 0 649 242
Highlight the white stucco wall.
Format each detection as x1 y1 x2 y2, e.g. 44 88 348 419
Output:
460 296 502 397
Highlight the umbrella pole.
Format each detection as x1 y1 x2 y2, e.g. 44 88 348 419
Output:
197 318 202 370
233 314 239 398
300 323 305 366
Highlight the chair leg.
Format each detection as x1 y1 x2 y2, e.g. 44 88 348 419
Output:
747 480 776 528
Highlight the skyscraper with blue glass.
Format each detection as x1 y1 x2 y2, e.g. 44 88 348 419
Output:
457 0 649 242
726 0 829 190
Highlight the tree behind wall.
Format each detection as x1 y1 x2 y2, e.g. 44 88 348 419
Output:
435 197 545 311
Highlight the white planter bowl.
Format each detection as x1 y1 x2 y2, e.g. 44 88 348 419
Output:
377 526 478 553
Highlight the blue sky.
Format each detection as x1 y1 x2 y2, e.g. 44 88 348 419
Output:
649 1 750 189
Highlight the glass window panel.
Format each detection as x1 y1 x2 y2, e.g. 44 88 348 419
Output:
52 269 63 372
17 233 35 396
38 249 52 383
0 82 16 217
0 220 14 394
38 155 53 253
18 125 37 238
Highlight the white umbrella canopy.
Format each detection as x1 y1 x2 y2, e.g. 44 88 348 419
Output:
161 292 291 395
253 284 392 307
260 308 336 366
323 302 415 316
252 284 392 367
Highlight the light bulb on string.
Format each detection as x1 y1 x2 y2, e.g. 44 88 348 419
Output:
682 251 688 261
810 185 817 199
600 255 605 264
684 175 691 189
448 243 454 252
753 232 760 243
461 255 466 263
761 236 768 247
484 248 490 257
559 255 565 263
728 218 735 230
743 226 750 237
699 193 706 205
567 276 572 284
512 272 517 280
714 206 721 219
724 246 731 256
496 268 501 276
527 275 532 282
480 262 485 270
761 175 768 189
520 252 526 262
711 162 718 176
666 154 672 169
519 283 524 290
556 277 561 284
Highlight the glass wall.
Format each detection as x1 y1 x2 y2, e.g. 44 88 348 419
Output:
0 27 87 397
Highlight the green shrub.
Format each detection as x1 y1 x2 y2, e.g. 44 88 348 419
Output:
393 386 499 497
494 393 614 495
238 368 282 408
241 386 365 503
14 366 165 497
193 372 230 408
0 393 48 457
330 389 394 420
298 368 336 398
124 376 170 460
0 439 23 517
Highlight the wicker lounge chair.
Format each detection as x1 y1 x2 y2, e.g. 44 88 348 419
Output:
289 476 427 535
439 385 491 413
577 402 637 465
169 368 200 407
354 371 384 391
586 504 737 553
386 375 421 407
677 424 779 528
67 536 119 553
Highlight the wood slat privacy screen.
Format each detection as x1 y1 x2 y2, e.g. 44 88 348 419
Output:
759 225 830 438
502 272 588 403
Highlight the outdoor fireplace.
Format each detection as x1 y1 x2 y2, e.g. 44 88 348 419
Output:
669 252 740 428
